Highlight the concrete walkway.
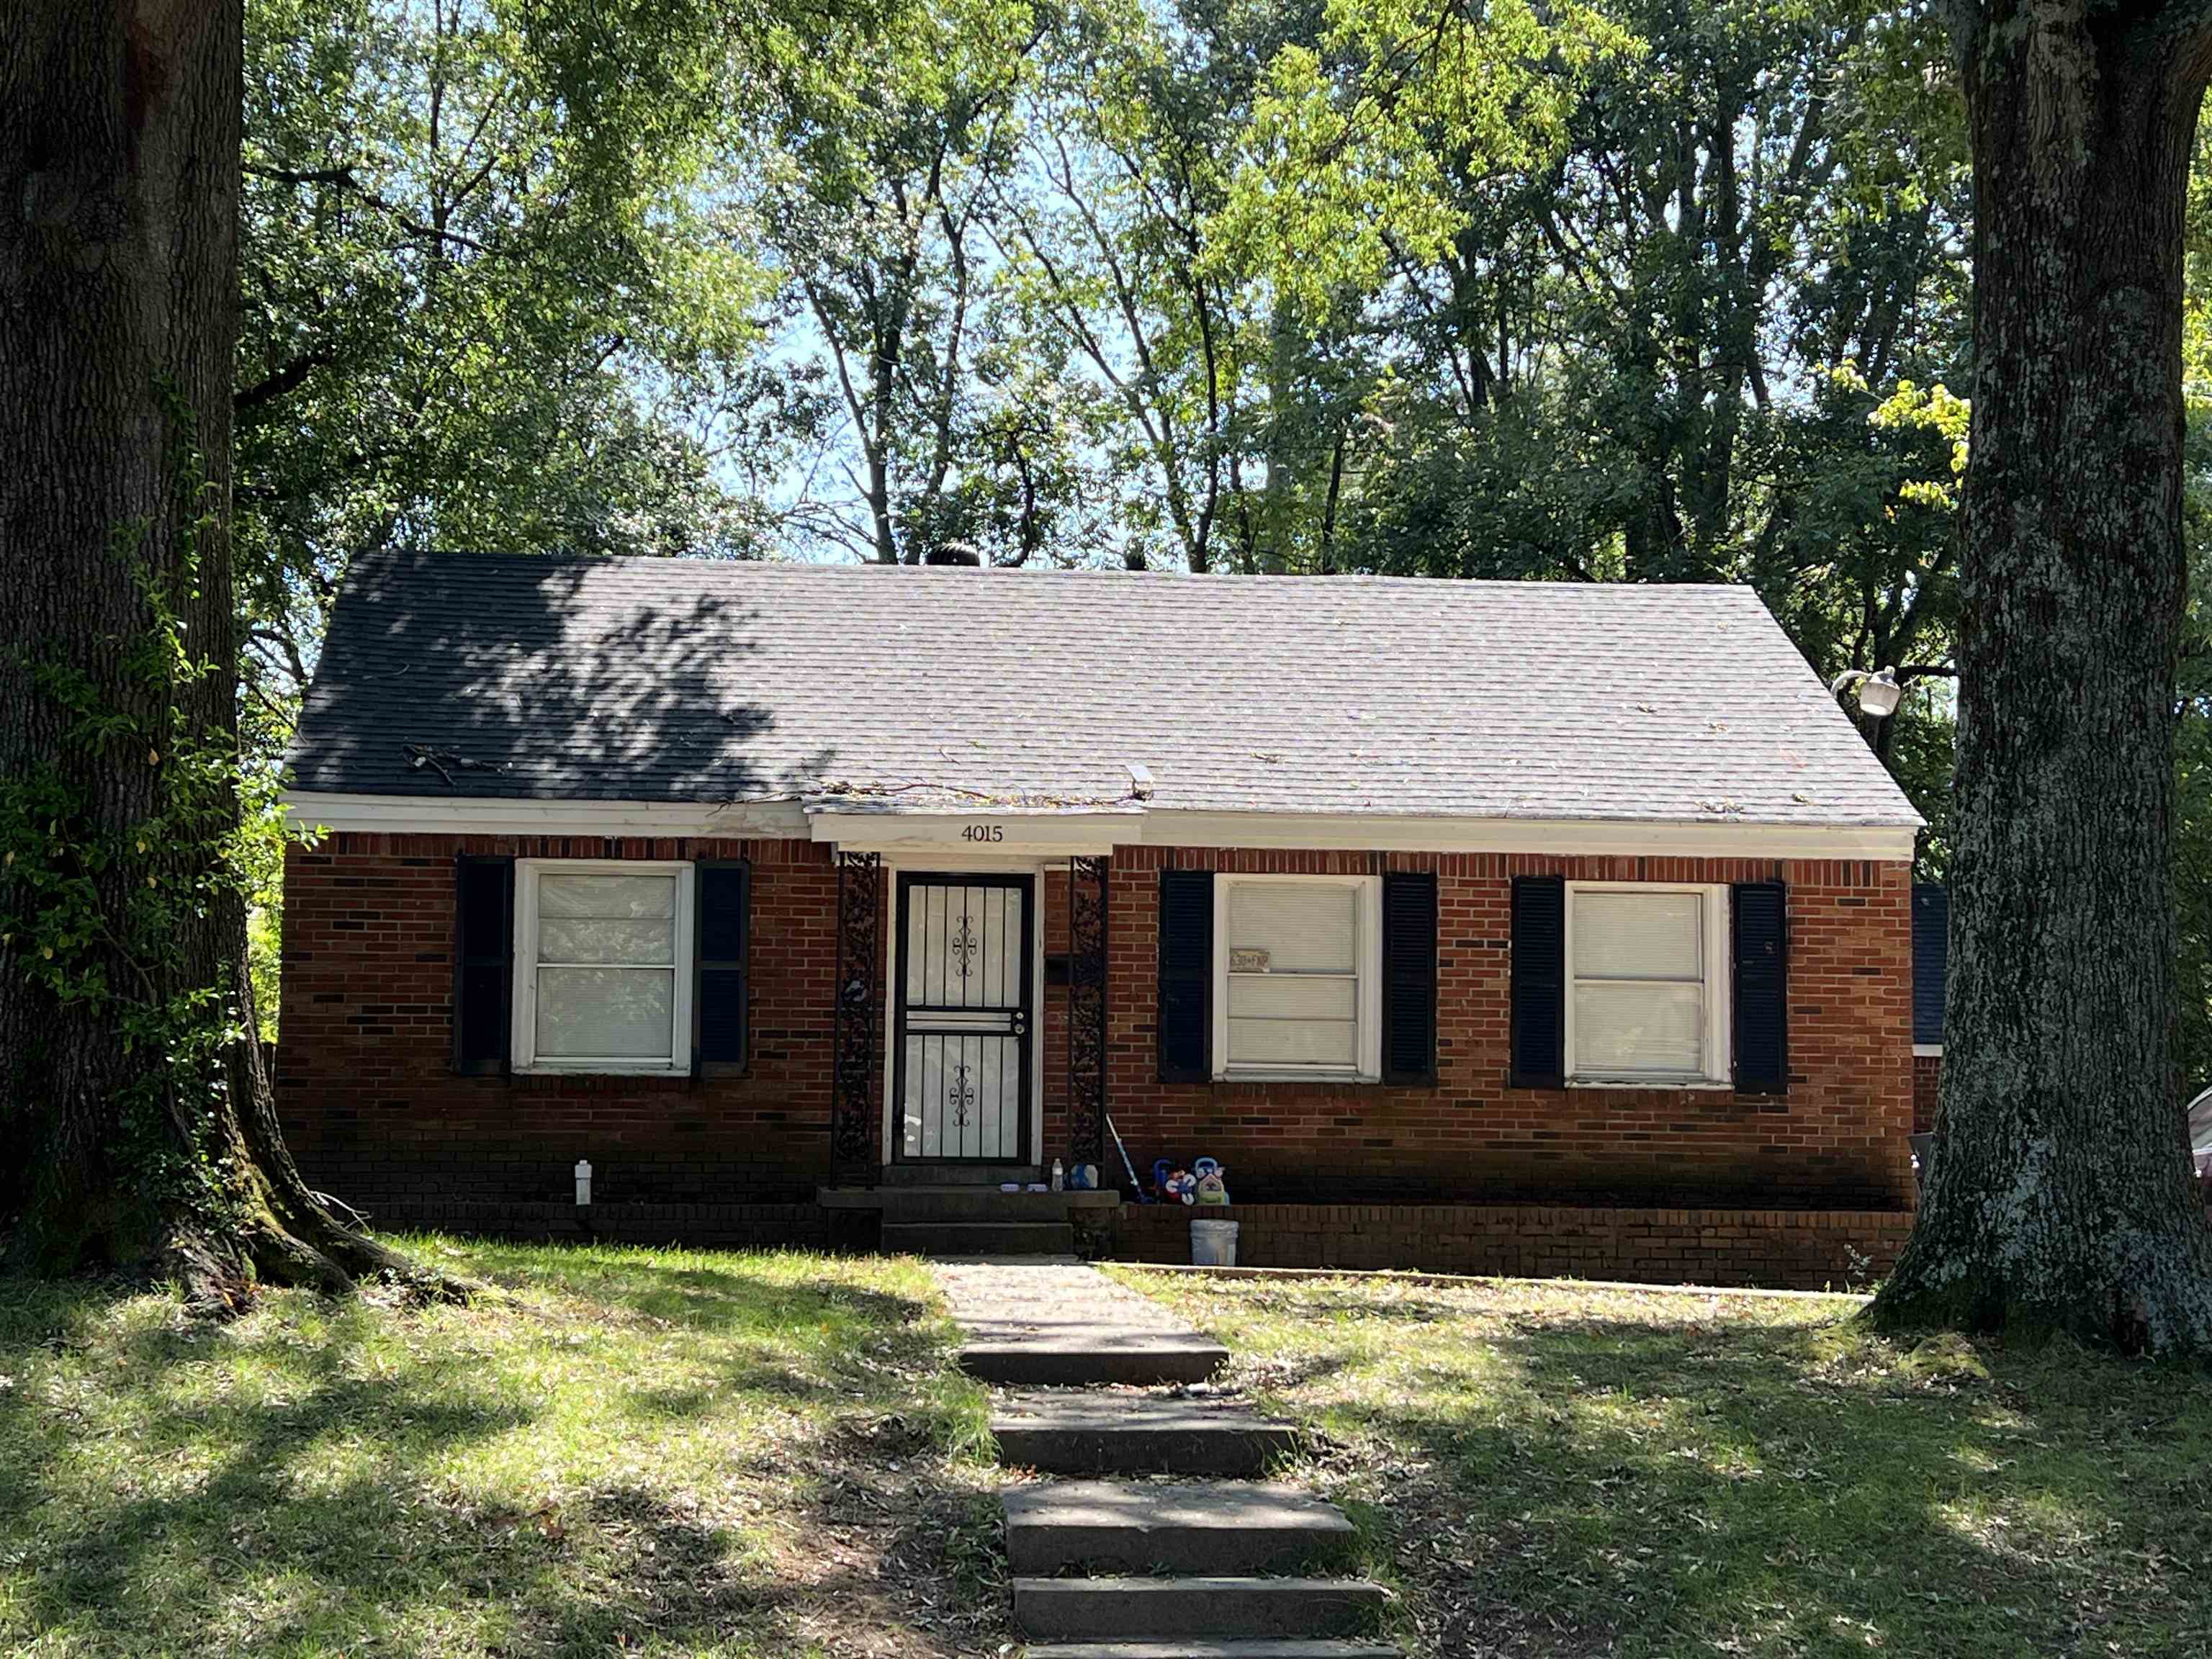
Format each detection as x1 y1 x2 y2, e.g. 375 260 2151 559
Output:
935 1260 1396 1659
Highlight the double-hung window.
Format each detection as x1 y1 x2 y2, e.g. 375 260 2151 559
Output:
512 859 695 1074
1212 875 1382 1080
1564 883 1730 1085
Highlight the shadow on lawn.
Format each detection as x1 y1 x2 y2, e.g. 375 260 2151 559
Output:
0 1252 998 1658
1251 1300 2212 1658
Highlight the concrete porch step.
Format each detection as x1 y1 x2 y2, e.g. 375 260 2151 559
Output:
880 1163 1041 1187
884 1220 1075 1257
1020 1643 1398 1659
1004 1481 1358 1575
1014 1577 1389 1641
991 1393 1300 1475
961 1329 1228 1387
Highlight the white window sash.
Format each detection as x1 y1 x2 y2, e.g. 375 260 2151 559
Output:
1210 873 1382 1082
1563 882 1732 1087
512 858 696 1074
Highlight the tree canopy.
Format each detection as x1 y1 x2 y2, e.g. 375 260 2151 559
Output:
215 0 2212 1089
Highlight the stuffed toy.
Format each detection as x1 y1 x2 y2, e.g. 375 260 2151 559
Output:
1192 1157 1230 1206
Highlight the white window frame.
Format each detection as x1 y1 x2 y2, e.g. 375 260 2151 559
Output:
1563 881 1732 1088
1210 873 1382 1083
511 858 696 1075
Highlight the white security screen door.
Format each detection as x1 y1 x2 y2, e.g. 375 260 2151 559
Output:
895 875 1033 1162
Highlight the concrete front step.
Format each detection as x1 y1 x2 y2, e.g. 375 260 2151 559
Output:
991 1393 1300 1475
962 1331 1228 1387
1005 1481 1358 1575
884 1221 1076 1257
1021 1643 1399 1659
879 1163 1040 1187
1014 1577 1389 1641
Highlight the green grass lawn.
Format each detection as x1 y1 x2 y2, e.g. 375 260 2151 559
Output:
1108 1268 2212 1659
0 1238 1007 1658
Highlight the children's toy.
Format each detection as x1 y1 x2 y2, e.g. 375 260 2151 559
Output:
1153 1158 1197 1205
1192 1157 1230 1205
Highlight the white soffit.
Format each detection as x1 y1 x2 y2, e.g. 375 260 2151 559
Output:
286 791 1916 861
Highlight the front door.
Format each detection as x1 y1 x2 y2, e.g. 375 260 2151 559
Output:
894 874 1033 1163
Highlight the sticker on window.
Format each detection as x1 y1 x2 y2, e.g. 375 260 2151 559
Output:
1228 947 1272 973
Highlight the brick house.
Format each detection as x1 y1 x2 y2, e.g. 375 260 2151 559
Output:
278 551 1925 1286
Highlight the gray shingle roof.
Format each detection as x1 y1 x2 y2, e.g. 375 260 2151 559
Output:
284 550 1921 827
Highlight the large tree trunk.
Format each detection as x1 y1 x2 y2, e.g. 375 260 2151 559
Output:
0 0 422 1298
1872 2 2212 1351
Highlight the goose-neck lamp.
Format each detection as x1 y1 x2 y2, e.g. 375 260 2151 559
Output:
1830 666 1904 719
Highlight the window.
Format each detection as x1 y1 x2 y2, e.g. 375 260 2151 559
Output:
512 860 695 1073
1564 884 1730 1084
1212 875 1381 1079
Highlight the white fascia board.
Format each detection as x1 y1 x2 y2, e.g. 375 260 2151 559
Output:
809 805 1135 857
286 792 1919 863
281 791 809 838
1141 811 1921 863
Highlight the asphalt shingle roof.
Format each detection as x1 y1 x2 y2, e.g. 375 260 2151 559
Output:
284 550 1922 827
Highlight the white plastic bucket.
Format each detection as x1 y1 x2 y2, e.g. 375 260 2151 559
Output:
1190 1218 1239 1267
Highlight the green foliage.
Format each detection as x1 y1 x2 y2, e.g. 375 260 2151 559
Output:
235 0 774 723
1 427 262 1235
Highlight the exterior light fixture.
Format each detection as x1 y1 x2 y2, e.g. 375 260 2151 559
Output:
1830 666 1903 720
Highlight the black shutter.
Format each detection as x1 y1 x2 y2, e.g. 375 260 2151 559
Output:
453 855 513 1074
1509 876 1565 1087
1157 868 1214 1083
694 860 750 1070
1732 881 1789 1094
1381 871 1438 1084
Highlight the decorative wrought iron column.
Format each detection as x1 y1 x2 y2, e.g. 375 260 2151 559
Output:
830 850 883 1186
1066 855 1108 1174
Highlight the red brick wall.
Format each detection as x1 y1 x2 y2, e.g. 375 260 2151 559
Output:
1102 849 1916 1210
1912 1052 1942 1136
280 836 1914 1218
279 832 848 1213
1110 1201 1912 1291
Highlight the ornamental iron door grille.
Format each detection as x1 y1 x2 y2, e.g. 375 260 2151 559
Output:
894 875 1033 1163
830 851 884 1185
1066 855 1108 1173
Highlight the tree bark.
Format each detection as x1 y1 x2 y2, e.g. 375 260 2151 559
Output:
0 0 430 1299
1872 1 2212 1351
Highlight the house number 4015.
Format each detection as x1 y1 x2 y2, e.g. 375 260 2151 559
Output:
961 823 1005 842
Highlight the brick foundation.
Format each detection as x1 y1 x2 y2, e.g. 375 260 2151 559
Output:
359 1197 835 1251
1107 1202 1914 1291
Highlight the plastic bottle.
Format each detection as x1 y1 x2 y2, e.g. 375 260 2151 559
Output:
1049 1159 1064 1191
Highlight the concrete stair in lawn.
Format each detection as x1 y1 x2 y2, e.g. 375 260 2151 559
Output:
931 1260 1399 1659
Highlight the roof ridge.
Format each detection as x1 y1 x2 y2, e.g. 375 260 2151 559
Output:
363 548 1758 594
